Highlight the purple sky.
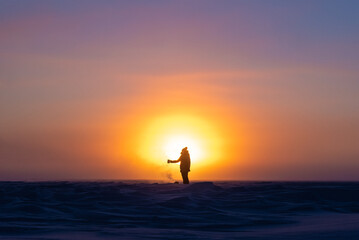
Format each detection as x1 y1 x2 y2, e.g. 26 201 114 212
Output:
1 0 358 180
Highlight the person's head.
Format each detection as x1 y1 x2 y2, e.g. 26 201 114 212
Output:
181 147 188 154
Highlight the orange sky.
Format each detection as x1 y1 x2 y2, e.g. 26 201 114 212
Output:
1 1 359 181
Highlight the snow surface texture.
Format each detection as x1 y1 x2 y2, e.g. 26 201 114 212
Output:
0 181 359 239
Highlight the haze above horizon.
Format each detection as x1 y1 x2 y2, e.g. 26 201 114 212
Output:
1 0 358 181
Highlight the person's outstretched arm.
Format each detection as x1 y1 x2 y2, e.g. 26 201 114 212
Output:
167 159 180 163
168 156 182 163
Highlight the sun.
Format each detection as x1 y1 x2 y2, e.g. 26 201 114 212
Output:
136 114 222 167
163 134 203 162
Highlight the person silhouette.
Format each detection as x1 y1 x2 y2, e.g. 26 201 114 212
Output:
167 147 191 184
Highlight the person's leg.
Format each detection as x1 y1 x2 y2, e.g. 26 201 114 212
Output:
181 171 185 184
181 171 189 184
184 172 189 184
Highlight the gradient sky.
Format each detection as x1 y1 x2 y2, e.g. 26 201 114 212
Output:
1 0 359 181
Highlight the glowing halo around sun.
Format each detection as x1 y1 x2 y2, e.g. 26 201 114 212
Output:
163 135 202 161
136 114 223 168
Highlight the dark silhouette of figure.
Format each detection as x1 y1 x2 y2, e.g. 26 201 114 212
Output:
167 147 191 184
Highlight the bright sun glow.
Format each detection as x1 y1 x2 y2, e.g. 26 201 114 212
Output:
163 135 203 161
137 114 223 167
